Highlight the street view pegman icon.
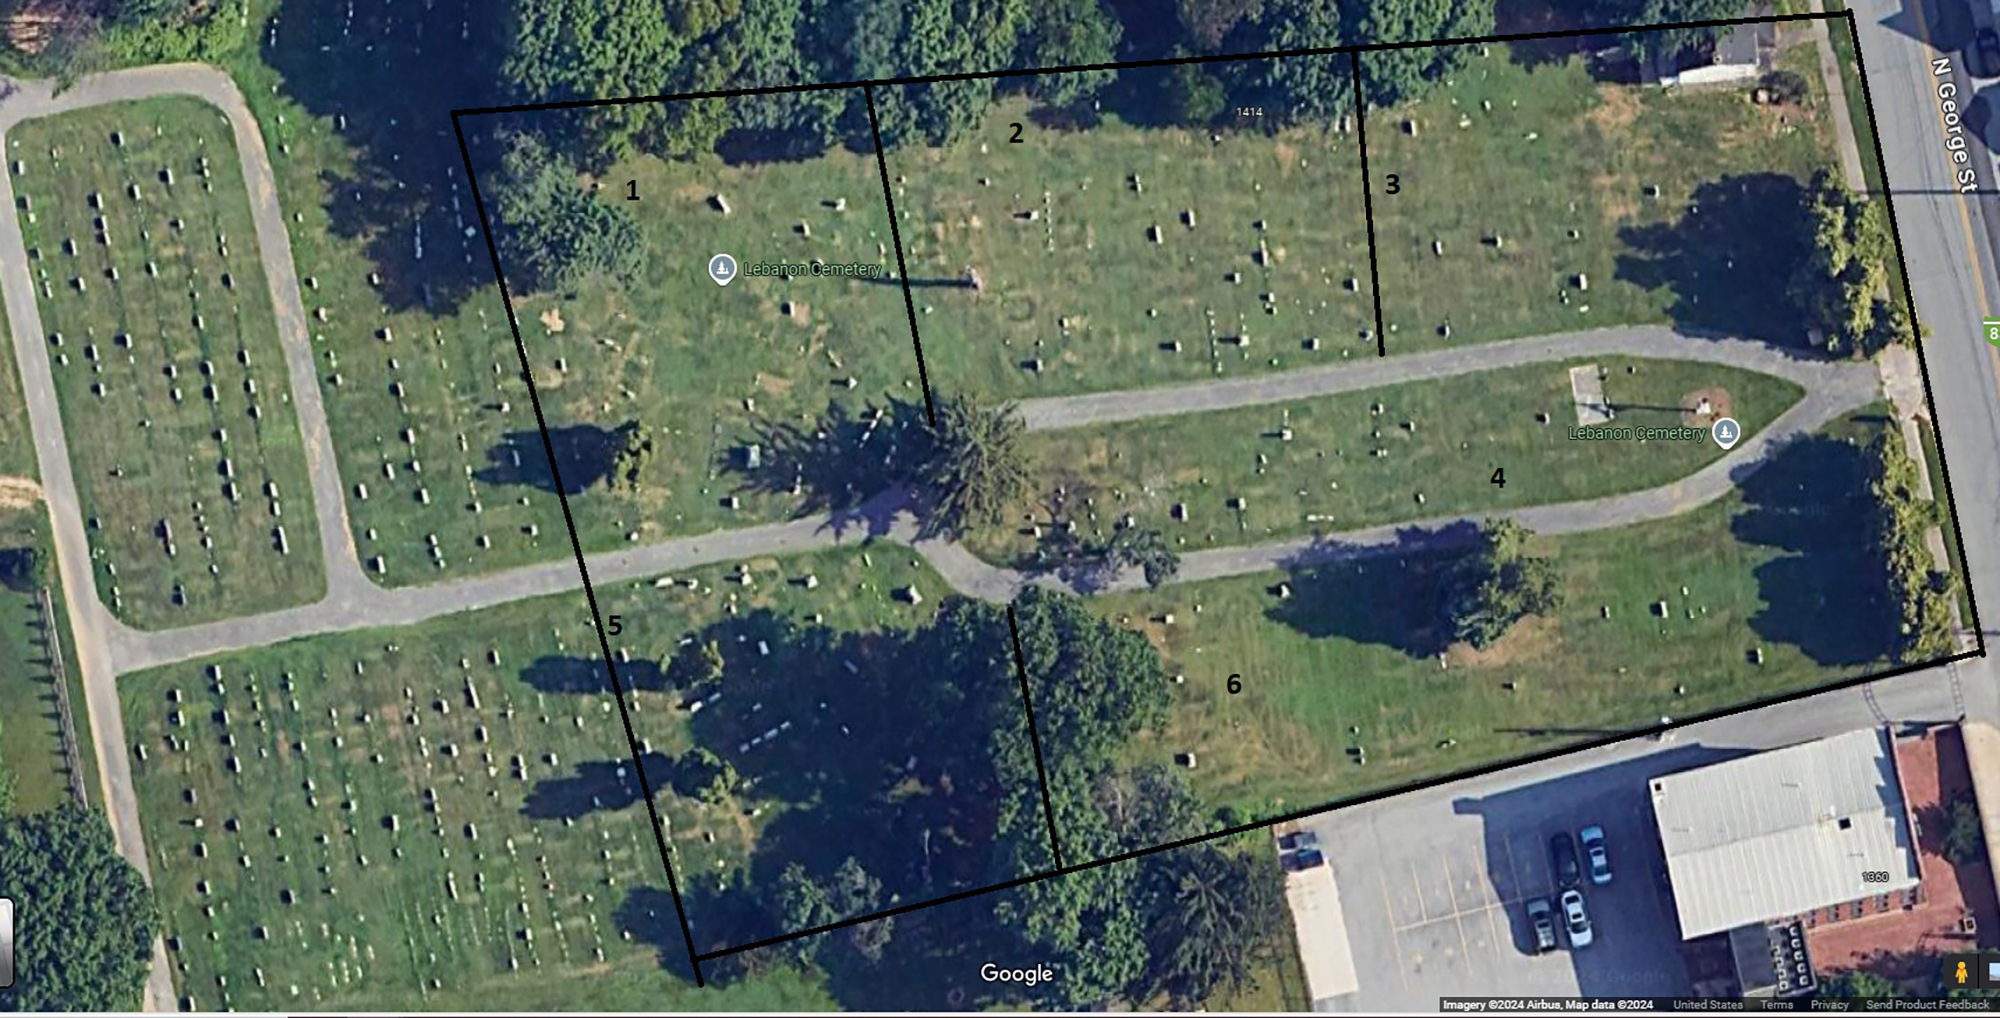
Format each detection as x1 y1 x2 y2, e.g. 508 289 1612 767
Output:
1710 416 1741 451
709 253 737 287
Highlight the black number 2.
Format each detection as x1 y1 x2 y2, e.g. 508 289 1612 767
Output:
625 180 638 201
1491 467 1506 489
1009 122 1024 143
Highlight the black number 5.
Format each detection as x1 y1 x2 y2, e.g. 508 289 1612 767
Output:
606 614 623 635
1009 122 1024 143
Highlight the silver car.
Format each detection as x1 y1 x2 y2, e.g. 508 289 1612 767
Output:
1561 888 1594 949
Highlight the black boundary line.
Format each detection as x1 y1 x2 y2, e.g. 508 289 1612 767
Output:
863 84 939 426
695 648 1984 963
1842 8 1989 651
449 114 706 987
1349 50 1388 358
450 12 1833 117
1005 605 1065 869
446 6 1993 977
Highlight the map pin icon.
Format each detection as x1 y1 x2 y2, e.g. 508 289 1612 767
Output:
1711 416 1741 451
709 253 737 287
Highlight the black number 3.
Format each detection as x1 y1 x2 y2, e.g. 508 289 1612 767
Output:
1385 173 1400 194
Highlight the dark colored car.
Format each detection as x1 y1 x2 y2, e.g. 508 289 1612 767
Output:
1550 831 1581 889
1525 896 1558 954
1976 27 2000 79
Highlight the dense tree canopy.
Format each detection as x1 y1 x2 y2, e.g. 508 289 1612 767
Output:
1867 430 1955 664
0 806 158 1012
1788 172 1909 358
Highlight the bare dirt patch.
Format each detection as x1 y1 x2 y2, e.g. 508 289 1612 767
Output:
1679 386 1733 426
1446 615 1559 670
539 308 565 333
0 476 43 511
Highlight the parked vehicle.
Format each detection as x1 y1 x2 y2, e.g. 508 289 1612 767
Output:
1561 888 1594 949
1974 27 2000 79
1580 824 1613 886
1525 896 1558 954
1550 831 1581 889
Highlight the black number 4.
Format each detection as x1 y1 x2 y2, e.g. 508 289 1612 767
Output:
1009 122 1024 143
606 614 623 635
1491 467 1506 488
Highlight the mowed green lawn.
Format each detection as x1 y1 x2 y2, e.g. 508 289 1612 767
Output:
1097 410 1899 817
1366 42 1835 352
0 508 97 816
124 544 940 1010
886 82 1378 402
974 356 1801 564
0 298 37 478
9 97 325 629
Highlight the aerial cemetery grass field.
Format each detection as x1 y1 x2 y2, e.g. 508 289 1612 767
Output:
123 545 959 1008
969 356 1803 567
1365 39 1835 352
8 97 326 628
1093 409 1905 823
883 62 1379 400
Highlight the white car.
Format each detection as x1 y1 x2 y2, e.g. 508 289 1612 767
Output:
1561 888 1594 949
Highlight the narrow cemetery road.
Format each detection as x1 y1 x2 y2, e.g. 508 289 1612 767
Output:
108 326 1881 671
0 63 364 1012
1015 326 1872 430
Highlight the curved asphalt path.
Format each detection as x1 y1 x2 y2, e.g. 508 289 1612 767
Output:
0 66 1882 1013
115 324 1881 668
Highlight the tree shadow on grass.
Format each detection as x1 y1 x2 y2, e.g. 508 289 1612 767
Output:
521 752 671 821
1265 524 1484 659
1615 173 1812 347
475 422 628 495
518 654 666 694
1731 433 1898 667
723 397 927 521
262 0 504 314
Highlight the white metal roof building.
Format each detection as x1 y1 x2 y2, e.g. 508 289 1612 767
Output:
1649 727 1920 940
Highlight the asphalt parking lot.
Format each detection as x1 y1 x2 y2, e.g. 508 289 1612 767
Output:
1303 746 1717 1010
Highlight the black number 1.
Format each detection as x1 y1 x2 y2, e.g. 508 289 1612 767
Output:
1491 467 1506 488
1009 122 1024 143
625 180 638 201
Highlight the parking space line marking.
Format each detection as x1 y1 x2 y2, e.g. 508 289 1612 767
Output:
1441 854 1472 962
1474 845 1504 951
1375 857 1410 989
1409 859 1429 922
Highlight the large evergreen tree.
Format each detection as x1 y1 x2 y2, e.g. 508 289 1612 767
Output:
491 132 647 294
915 394 1033 537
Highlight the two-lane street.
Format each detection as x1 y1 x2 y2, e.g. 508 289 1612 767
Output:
1854 0 2000 720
